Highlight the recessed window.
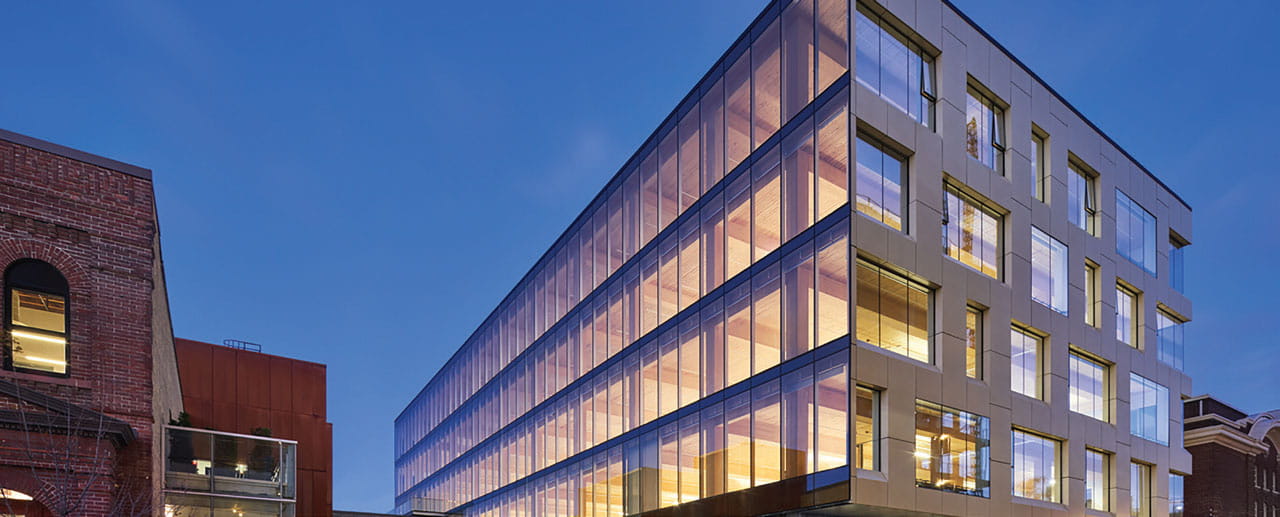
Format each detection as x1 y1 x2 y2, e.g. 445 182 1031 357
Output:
1130 373 1169 445
855 259 930 363
1030 227 1068 315
1069 351 1108 421
1169 472 1185 517
1157 310 1185 370
1170 232 1188 293
1012 429 1060 502
1031 131 1048 202
1068 161 1098 236
1116 190 1157 275
854 5 935 127
854 386 879 470
965 85 1005 173
1084 260 1100 328
1010 326 1042 400
914 400 991 497
965 305 983 379
855 134 907 231
1116 284 1140 348
1131 462 1152 517
1085 449 1110 511
5 259 70 375
943 184 1001 279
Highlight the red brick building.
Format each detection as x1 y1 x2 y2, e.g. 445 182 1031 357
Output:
1184 395 1280 516
0 128 184 515
174 337 332 516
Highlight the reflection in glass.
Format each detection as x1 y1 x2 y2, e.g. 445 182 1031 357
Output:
1030 227 1068 315
1085 449 1109 511
1116 190 1157 274
1130 374 1169 445
1131 462 1150 517
1010 327 1041 399
1012 429 1059 502
965 306 982 379
965 86 1004 173
943 184 1000 278
914 400 990 496
1069 352 1108 421
854 386 876 470
856 260 929 363
854 6 933 127
855 135 906 231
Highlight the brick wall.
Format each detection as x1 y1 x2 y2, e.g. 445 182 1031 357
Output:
0 132 166 515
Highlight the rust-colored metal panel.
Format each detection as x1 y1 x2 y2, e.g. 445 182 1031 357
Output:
175 338 214 402
269 355 294 413
211 401 238 432
291 361 325 418
235 349 272 410
269 410 296 439
209 346 238 405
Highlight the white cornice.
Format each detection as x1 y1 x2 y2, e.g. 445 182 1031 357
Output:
1185 425 1269 456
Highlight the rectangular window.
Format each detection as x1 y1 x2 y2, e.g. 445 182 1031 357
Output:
781 364 815 479
1131 462 1151 517
1085 449 1110 511
914 400 990 497
725 392 752 492
855 134 907 231
1130 374 1169 445
1010 327 1042 400
854 5 935 127
943 184 1001 279
1116 190 1157 274
965 86 1005 173
1031 132 1047 202
1170 472 1185 517
1116 284 1140 348
1170 233 1187 293
1031 227 1068 315
855 259 930 363
1157 310 1185 370
1069 351 1108 421
701 404 725 498
816 88 850 222
1084 260 1100 327
752 379 782 486
8 288 68 374
816 225 850 346
965 305 982 379
1068 162 1097 235
1012 429 1060 502
854 386 878 470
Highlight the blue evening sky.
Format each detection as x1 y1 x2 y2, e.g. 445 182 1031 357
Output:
0 1 1275 512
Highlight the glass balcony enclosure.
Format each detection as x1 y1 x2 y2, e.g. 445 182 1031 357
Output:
164 425 297 517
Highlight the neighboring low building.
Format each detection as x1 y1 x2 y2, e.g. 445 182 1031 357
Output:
0 128 183 515
1183 395 1280 517
168 338 332 517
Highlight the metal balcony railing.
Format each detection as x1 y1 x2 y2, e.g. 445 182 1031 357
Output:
163 425 297 502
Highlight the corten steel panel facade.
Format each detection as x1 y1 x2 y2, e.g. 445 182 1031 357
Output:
394 1 1193 516
0 128 182 515
176 338 333 516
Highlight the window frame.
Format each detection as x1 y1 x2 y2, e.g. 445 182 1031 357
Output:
913 399 991 497
965 304 984 380
855 258 933 364
1084 260 1100 328
1010 325 1043 400
1085 448 1111 511
854 132 909 232
1031 129 1048 203
1129 373 1170 445
853 3 937 128
1030 226 1068 315
1116 283 1141 349
1068 349 1110 422
942 182 1004 279
964 83 1007 174
1068 160 1098 236
1011 428 1061 502
4 259 71 377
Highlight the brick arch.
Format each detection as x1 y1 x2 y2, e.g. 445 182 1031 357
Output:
0 467 58 516
0 237 97 378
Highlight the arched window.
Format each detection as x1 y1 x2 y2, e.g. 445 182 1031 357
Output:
5 259 69 375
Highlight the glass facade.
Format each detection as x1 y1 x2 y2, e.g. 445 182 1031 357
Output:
393 0 1193 514
1169 472 1185 517
1131 462 1151 517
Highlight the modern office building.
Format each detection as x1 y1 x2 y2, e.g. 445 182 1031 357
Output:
1182 395 1279 517
165 337 333 517
394 0 1193 515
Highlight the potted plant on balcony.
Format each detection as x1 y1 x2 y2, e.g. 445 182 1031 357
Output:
246 427 277 482
167 411 197 474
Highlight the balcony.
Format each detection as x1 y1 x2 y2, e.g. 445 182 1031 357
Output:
163 425 297 517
